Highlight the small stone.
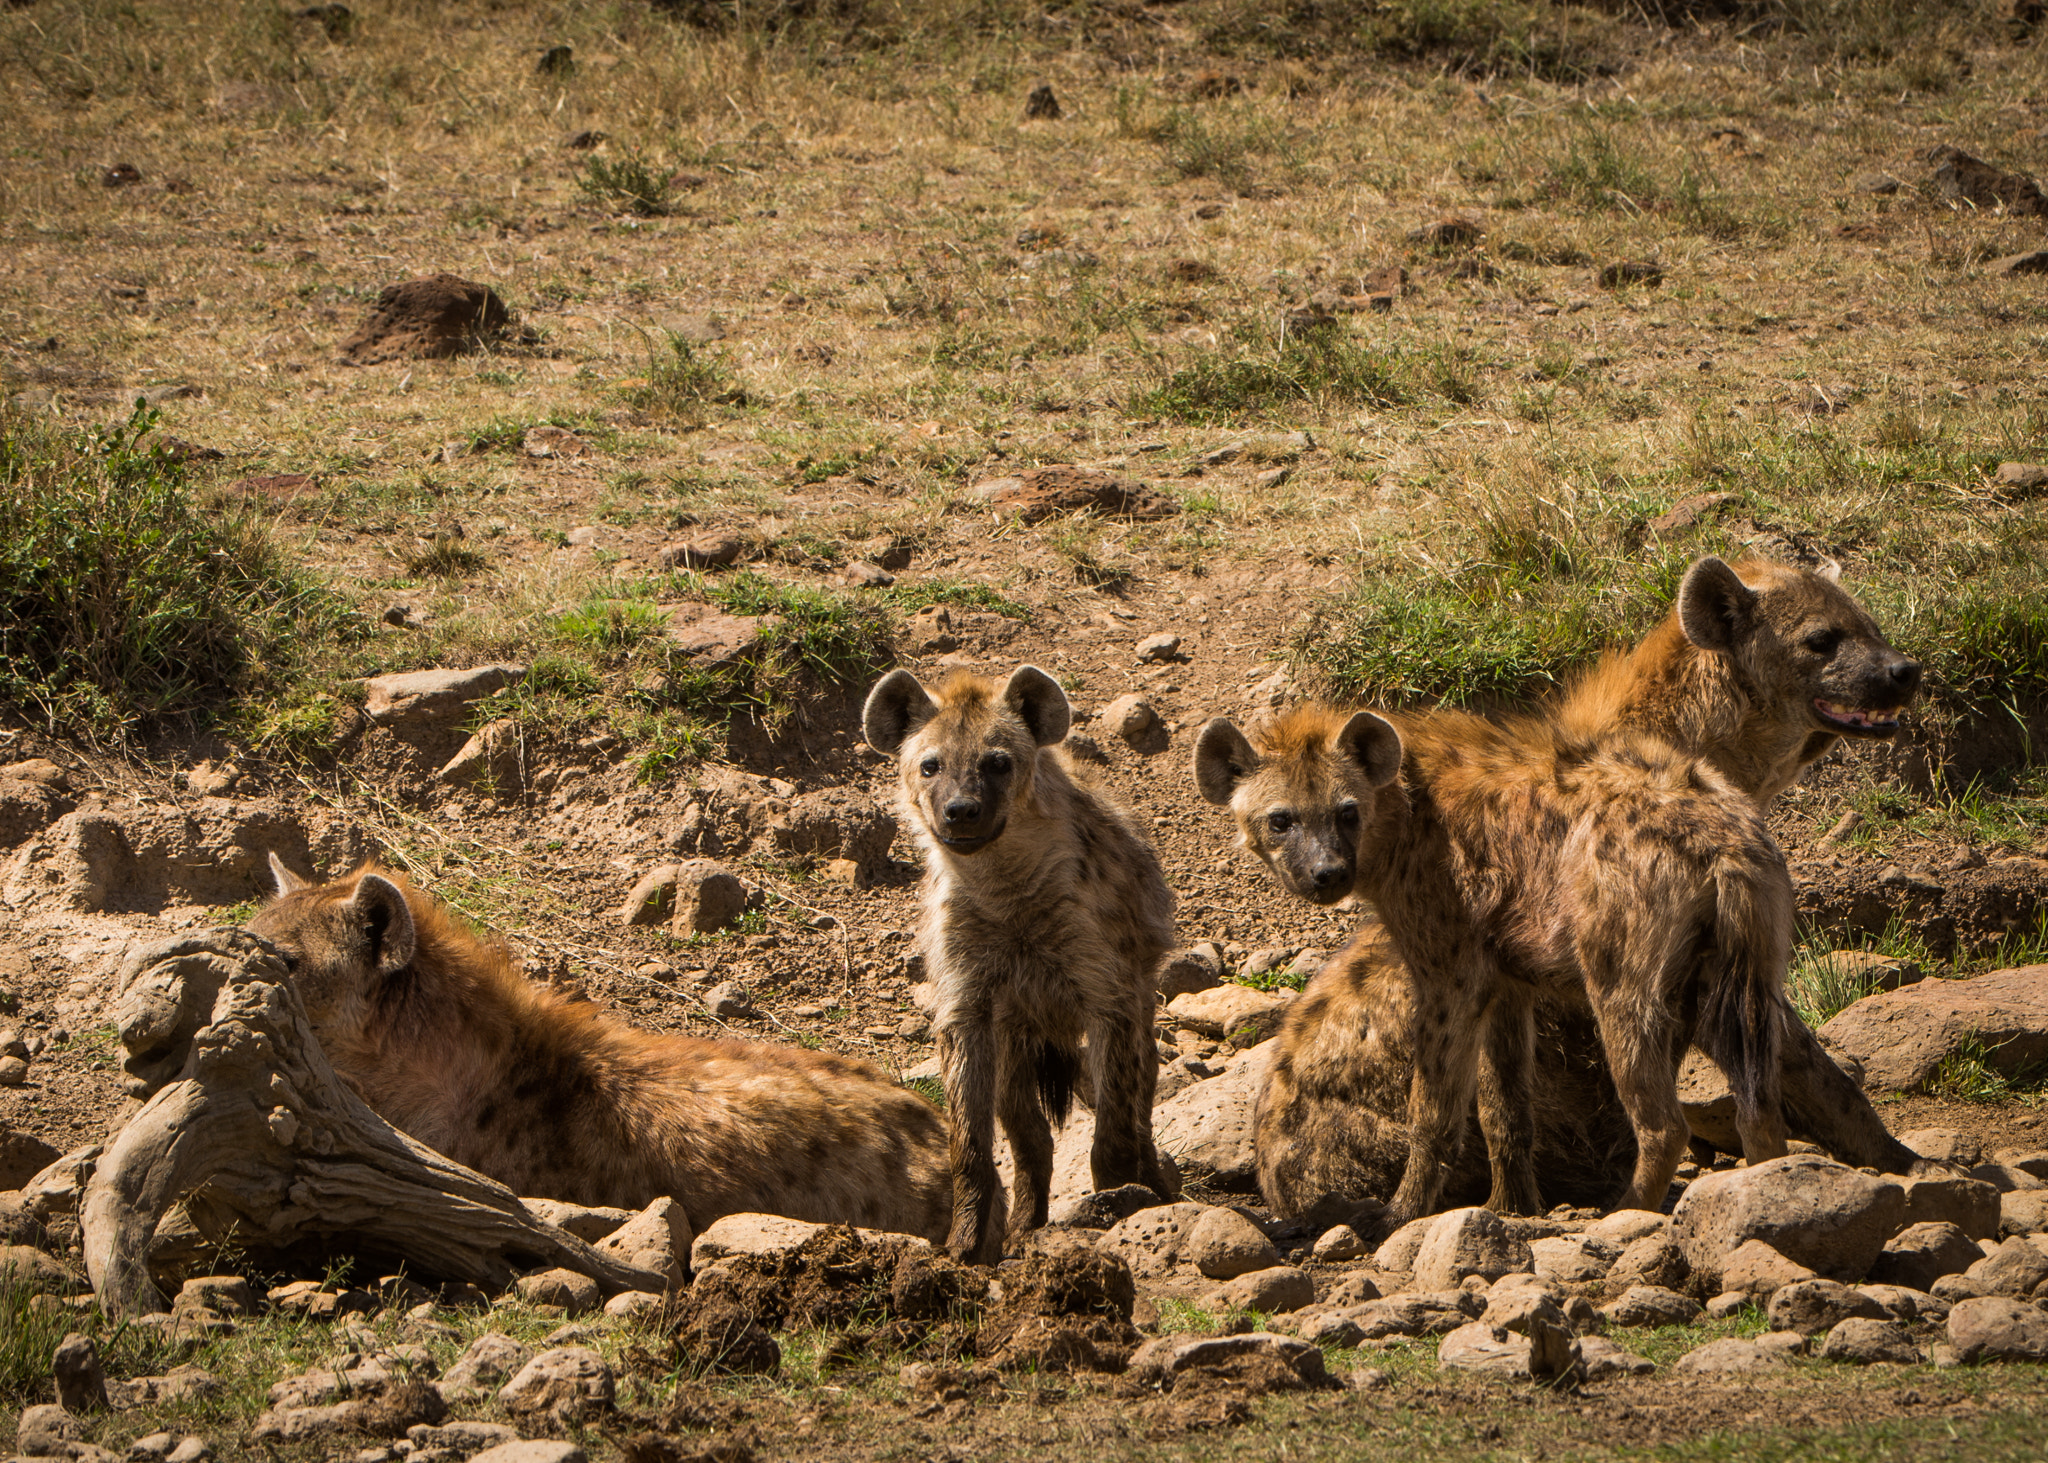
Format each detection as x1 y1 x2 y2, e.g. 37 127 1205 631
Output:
55 1331 110 1411
513 1269 600 1318
0 1055 27 1086
658 533 745 571
1530 1234 1618 1284
1870 1222 1985 1291
594 1196 691 1289
469 1444 590 1463
1189 1207 1281 1279
618 864 681 927
1822 1317 1923 1364
443 1333 532 1392
1158 947 1223 1000
1600 1285 1701 1328
1024 82 1061 120
1598 259 1665 288
671 859 751 934
702 981 754 1020
844 560 895 588
1766 1277 1889 1336
1989 251 2048 277
1412 1207 1533 1290
1851 171 1903 194
1993 461 2048 495
526 427 589 459
604 1290 664 1321
1137 632 1182 663
1207 1264 1315 1314
1099 693 1158 742
1948 1294 2048 1362
496 1346 615 1419
1313 1225 1366 1262
1674 1337 1785 1374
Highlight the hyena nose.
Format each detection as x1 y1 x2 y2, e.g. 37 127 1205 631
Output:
1888 658 1921 695
1311 863 1350 891
943 797 982 825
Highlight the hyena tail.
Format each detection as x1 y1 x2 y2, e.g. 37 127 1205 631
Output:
1036 1040 1079 1128
1691 860 1794 1159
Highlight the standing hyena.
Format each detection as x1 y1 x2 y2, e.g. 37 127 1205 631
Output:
1198 702 1802 1229
863 664 1178 1265
1203 559 1930 1226
1242 557 1931 1219
248 858 951 1241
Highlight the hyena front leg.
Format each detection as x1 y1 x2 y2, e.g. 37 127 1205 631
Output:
1476 986 1544 1216
1380 978 1486 1236
1586 988 1691 1215
938 1021 1006 1265
1086 1002 1173 1199
996 1037 1055 1249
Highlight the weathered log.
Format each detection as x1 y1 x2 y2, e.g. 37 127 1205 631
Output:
83 929 664 1316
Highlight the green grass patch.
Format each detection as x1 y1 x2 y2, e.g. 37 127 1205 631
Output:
886 577 1029 619
628 334 750 423
1921 1033 2048 1105
1133 329 1413 425
577 149 678 217
0 406 360 739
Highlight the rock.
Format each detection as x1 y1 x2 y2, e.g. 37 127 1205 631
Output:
1992 461 2048 495
1374 1213 1441 1273
670 859 751 934
1870 1222 1986 1291
338 274 512 365
843 560 894 588
1313 1225 1367 1263
0 1055 26 1086
1609 1234 1690 1291
513 1269 600 1317
1926 145 2048 217
594 1196 691 1288
1050 1184 1164 1230
1817 964 2048 1091
0 1244 78 1293
1158 948 1222 1001
663 608 778 668
527 429 589 460
1348 1291 1483 1339
658 533 745 570
1188 1207 1281 1279
1208 1264 1315 1314
1480 1283 1569 1337
2004 1190 2048 1237
1437 1320 1543 1379
1649 492 1738 534
1413 1208 1533 1291
1901 1173 2002 1239
1578 1335 1656 1380
361 664 524 727
1818 1317 1921 1365
1165 986 1293 1044
442 1333 532 1392
1852 170 1903 193
1584 1209 1668 1245
436 720 522 793
1099 692 1158 743
17 1403 82 1455
1948 1294 2048 1361
688 1213 930 1272
522 1200 632 1243
1755 1329 1810 1359
496 1347 614 1419
1529 1234 1617 1283
406 1422 523 1455
1098 1202 1209 1279
1151 1044 1275 1191
54 1331 109 1411
1766 1278 1889 1336
1705 1291 1750 1319
1972 1163 2041 1193
1127 1331 1327 1387
469 1445 589 1463
0 1132 58 1193
580 1296 649 1331
1964 1235 2048 1296
618 865 682 926
1674 1337 1785 1374
1858 1284 1947 1324
1718 1238 1819 1298
1136 633 1182 664
1673 1153 1906 1286
970 466 1178 525
1600 1285 1701 1328
700 981 753 1019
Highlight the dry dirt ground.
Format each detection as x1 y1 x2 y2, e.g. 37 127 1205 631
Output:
5 1 2048 1458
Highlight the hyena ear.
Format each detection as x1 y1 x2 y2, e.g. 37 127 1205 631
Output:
1003 664 1070 747
1677 556 1759 654
267 851 311 898
1813 555 1844 585
863 669 937 756
348 874 417 977
1335 711 1403 789
1193 719 1260 806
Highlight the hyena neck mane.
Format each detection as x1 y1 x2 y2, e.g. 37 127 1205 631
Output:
1557 614 1816 806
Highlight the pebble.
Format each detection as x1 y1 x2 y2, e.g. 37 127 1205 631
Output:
1136 632 1182 663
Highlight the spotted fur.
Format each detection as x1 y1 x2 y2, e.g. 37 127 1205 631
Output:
864 664 1178 1265
248 859 951 1240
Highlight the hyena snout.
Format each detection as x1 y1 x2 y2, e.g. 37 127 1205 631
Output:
925 779 1008 852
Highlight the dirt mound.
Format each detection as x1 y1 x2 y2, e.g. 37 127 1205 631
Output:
338 274 512 365
977 1228 1142 1373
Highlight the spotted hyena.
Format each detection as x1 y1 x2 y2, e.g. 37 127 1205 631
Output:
863 664 1178 1265
1213 557 1930 1224
249 858 951 1241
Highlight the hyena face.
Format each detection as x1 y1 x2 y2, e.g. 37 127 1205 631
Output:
1679 557 1921 740
1194 708 1403 905
247 854 418 1040
863 665 1071 855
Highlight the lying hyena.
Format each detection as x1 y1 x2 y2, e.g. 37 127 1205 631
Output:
864 664 1178 1265
1219 557 1929 1222
249 858 951 1241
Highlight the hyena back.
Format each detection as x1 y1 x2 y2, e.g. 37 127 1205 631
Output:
249 858 951 1240
864 664 1177 1264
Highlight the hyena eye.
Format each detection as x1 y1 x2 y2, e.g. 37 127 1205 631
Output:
1267 810 1295 834
983 751 1012 774
1804 628 1842 656
1336 802 1360 826
919 757 940 778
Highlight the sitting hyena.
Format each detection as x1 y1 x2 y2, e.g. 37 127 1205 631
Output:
249 858 951 1241
1213 556 1929 1223
863 664 1178 1265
